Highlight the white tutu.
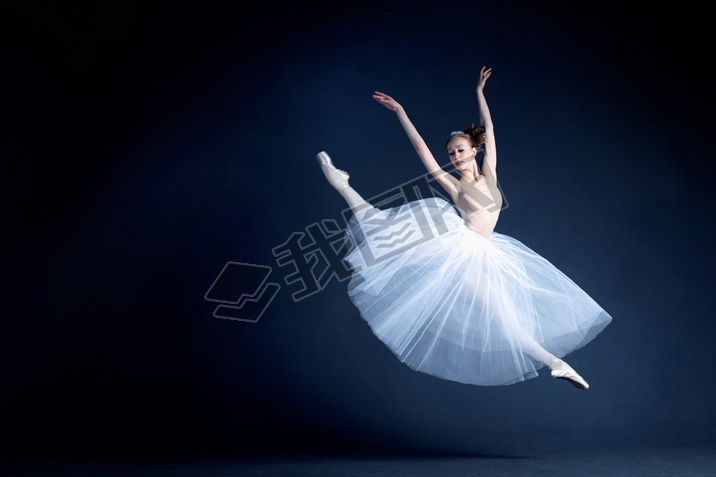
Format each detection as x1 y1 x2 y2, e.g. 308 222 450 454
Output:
344 197 612 386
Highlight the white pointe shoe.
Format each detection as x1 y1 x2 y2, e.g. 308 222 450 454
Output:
548 359 589 390
316 151 350 189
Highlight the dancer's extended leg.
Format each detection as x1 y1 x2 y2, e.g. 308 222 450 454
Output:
468 270 589 390
503 304 590 390
316 151 377 220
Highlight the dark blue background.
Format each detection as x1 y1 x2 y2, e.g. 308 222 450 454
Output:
2 0 714 460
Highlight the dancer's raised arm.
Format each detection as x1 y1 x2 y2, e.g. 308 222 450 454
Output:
373 91 459 198
476 67 497 175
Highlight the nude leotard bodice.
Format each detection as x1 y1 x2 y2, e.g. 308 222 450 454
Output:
453 178 503 237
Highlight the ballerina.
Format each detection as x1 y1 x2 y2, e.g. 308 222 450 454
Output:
317 67 611 389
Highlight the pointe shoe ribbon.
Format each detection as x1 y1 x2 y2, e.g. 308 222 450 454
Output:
548 359 589 390
316 151 350 189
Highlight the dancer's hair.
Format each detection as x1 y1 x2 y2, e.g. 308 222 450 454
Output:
447 123 486 151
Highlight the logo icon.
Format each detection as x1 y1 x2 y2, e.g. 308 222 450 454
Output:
205 262 281 323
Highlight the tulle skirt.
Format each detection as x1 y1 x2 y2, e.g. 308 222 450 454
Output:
344 197 612 386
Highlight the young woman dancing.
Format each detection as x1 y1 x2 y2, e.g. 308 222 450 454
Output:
316 67 611 389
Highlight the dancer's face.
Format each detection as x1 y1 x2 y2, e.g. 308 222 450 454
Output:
447 137 477 172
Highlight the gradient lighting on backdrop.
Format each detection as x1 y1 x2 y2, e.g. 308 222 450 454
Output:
1 1 713 462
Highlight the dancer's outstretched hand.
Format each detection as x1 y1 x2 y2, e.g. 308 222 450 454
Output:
373 91 401 112
477 66 492 91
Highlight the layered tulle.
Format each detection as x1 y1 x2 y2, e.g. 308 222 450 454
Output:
344 197 611 386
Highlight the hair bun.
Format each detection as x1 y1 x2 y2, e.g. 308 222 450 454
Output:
446 123 486 148
464 123 486 145
463 123 479 134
